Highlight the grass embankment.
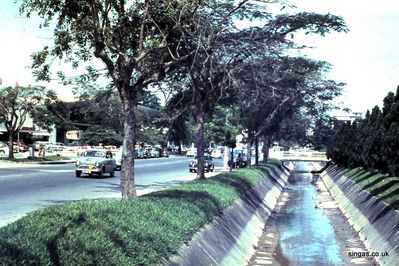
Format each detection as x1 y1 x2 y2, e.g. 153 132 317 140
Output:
341 167 399 210
0 165 279 265
0 155 71 163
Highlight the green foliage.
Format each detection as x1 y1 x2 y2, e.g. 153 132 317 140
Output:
311 116 336 151
0 85 61 158
234 56 344 149
21 0 348 195
0 86 56 128
327 86 399 176
0 166 274 265
32 98 75 132
205 106 242 147
136 125 164 146
80 126 123 146
273 111 310 148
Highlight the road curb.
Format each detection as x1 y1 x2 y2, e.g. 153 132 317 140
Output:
29 160 76 164
0 160 76 165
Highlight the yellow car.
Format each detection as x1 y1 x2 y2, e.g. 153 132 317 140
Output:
75 149 116 178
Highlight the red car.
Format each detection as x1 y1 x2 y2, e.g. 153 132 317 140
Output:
13 142 29 152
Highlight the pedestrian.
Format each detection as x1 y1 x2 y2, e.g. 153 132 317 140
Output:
38 143 46 157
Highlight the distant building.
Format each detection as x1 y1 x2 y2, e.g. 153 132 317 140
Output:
334 111 363 123
0 115 56 145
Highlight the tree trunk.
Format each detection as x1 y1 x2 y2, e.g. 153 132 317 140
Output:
8 130 14 159
178 140 182 154
230 147 234 172
262 136 271 164
255 137 259 165
196 99 206 179
120 93 137 199
246 128 254 168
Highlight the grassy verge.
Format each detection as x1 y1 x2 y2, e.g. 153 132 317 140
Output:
342 167 399 210
0 166 279 265
0 155 71 162
266 158 282 167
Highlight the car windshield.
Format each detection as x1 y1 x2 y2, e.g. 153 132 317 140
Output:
85 151 105 157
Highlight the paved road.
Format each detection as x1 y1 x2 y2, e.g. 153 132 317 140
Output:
0 156 224 227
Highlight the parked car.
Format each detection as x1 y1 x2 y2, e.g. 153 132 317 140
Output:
143 148 152 158
148 147 160 158
189 154 215 173
211 149 223 159
13 142 29 152
33 141 50 151
228 150 248 168
114 150 122 171
53 142 65 151
0 141 9 155
136 148 146 159
69 140 82 146
166 146 178 153
75 149 116 177
48 142 65 152
186 149 196 157
161 150 169 157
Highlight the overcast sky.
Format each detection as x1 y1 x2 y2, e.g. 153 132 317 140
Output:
1 0 399 115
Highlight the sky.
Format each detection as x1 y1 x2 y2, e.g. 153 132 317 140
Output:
1 0 399 115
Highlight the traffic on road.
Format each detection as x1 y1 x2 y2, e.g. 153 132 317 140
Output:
0 156 225 227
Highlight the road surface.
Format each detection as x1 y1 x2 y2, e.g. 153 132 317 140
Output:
0 156 224 227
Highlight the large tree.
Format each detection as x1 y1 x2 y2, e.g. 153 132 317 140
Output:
232 56 343 165
0 85 57 158
21 0 271 198
21 0 347 196
171 11 347 175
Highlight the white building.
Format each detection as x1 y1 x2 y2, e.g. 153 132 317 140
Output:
0 115 56 144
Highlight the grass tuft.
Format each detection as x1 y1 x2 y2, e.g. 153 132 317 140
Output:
345 168 399 210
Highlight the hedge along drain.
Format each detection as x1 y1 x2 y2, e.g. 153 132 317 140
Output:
266 162 343 265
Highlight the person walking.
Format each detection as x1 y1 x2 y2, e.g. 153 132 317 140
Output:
38 143 46 157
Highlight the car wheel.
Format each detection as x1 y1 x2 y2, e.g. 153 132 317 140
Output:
75 171 81 177
98 168 103 178
110 169 115 177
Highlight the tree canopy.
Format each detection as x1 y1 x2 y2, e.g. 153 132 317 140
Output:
0 85 57 158
21 0 348 197
327 86 399 176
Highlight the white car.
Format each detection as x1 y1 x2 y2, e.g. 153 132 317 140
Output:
186 149 196 157
0 141 9 155
114 150 122 171
51 142 65 151
33 141 50 151
211 149 223 158
75 149 116 178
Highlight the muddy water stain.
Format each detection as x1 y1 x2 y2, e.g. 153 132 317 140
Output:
274 162 343 265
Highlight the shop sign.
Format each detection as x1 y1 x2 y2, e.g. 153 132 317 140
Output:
66 130 80 140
